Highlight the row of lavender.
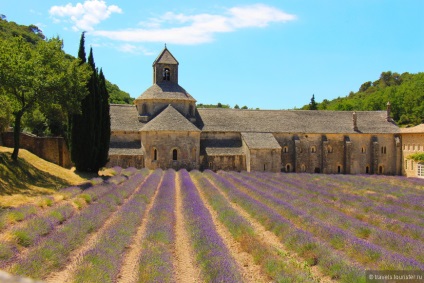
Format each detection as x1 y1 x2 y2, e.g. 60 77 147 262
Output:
0 167 148 277
231 171 424 265
260 172 424 239
218 171 424 274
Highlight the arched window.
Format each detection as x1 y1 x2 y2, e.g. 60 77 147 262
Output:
286 164 291 172
153 148 157 161
381 146 387 154
361 146 366 153
301 164 306 172
283 146 289 153
172 149 178 161
327 146 333 153
337 165 342 174
163 68 170 81
366 166 370 174
378 165 384 174
192 147 197 160
311 146 317 153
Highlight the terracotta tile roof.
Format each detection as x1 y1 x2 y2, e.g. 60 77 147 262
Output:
140 105 201 132
110 104 143 132
241 132 281 149
196 109 400 134
135 82 196 102
400 124 424 133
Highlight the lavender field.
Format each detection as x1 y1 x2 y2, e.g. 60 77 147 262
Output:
0 168 423 282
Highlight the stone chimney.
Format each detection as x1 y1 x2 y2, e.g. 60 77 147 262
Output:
386 101 391 122
353 111 358 131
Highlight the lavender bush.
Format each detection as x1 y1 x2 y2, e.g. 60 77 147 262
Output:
10 172 148 279
73 169 161 283
137 169 176 283
191 170 313 282
179 169 243 283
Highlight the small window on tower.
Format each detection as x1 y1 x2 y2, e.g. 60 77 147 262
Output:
163 68 170 81
153 148 157 161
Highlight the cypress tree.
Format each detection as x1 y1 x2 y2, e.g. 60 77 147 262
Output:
70 33 110 173
85 48 99 172
70 32 89 171
97 68 110 169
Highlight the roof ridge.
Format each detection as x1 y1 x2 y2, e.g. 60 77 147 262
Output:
140 104 200 132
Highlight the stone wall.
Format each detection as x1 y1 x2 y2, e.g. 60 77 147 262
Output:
1 132 71 168
274 133 400 175
110 131 140 144
402 133 424 178
141 130 200 170
247 148 281 172
202 155 245 171
107 154 144 169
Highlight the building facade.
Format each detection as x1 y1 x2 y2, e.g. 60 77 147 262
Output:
108 47 423 177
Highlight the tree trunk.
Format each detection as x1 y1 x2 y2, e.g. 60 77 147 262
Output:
11 112 22 160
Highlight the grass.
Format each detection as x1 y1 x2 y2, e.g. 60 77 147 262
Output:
0 146 90 208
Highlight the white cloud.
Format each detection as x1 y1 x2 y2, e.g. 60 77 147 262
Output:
93 4 296 45
49 0 122 31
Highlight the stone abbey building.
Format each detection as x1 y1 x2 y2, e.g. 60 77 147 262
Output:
108 47 424 177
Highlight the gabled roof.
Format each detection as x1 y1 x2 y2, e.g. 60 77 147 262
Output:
241 132 281 149
153 47 178 66
136 82 196 101
110 104 143 132
400 124 424 133
196 109 400 134
110 105 401 134
140 105 200 132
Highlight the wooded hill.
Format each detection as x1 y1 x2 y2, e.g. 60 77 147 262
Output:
301 71 424 126
0 18 133 105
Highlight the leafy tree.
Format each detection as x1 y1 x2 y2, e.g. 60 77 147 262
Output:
234 104 240 109
299 71 424 126
359 81 372 92
309 94 318 110
0 91 12 132
107 81 133 104
241 105 248 109
217 102 222 108
0 36 90 160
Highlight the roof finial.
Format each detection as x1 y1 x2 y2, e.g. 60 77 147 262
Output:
164 43 167 49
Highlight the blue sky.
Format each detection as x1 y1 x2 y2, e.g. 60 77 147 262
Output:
2 0 424 109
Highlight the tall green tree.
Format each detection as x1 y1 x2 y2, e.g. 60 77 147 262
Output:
0 36 90 160
70 33 110 173
309 94 318 110
97 69 111 169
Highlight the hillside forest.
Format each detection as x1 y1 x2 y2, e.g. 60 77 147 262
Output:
301 71 424 127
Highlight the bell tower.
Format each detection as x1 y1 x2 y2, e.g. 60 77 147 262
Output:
153 45 179 84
